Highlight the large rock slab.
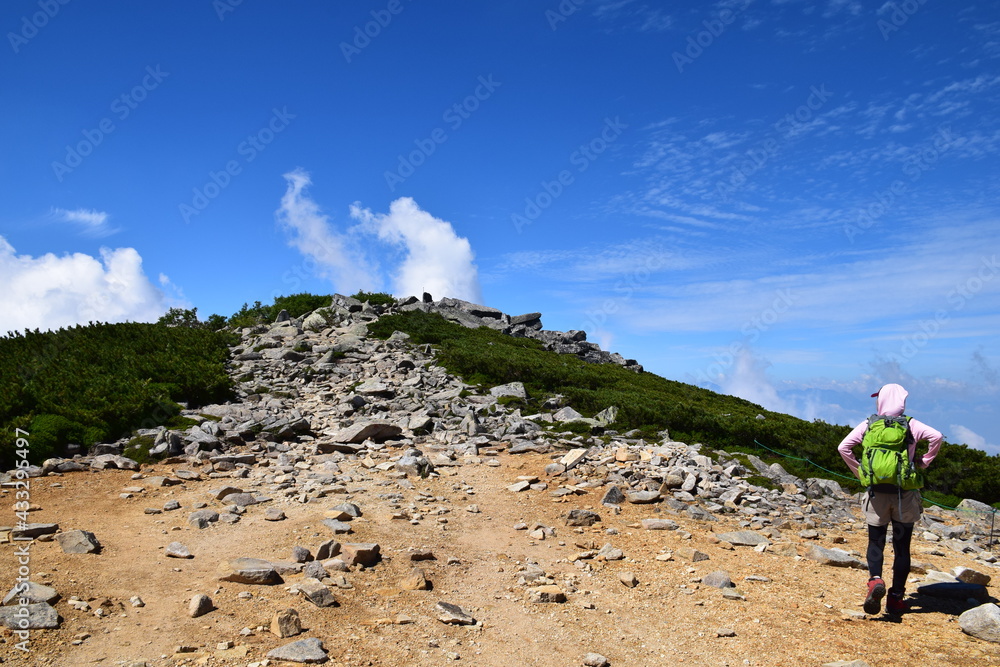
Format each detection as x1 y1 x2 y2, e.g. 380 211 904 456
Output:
804 545 865 569
266 637 329 663
715 530 770 547
217 558 283 585
325 422 402 445
2 581 59 606
0 602 59 629
56 530 101 554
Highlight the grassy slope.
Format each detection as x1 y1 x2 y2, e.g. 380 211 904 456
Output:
369 310 999 507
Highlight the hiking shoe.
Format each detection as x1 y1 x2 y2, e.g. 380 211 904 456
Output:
886 593 908 614
863 578 886 614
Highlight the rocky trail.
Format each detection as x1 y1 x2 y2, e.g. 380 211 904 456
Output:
2 295 1000 667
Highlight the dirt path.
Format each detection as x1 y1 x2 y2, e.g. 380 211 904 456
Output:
2 451 999 667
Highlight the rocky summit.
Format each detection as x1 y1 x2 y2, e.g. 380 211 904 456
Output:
2 294 1000 666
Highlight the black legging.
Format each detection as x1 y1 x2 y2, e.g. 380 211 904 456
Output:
867 520 914 595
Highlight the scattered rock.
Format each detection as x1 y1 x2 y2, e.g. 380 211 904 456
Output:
266 637 329 664
271 608 302 638
217 558 283 585
436 601 476 625
55 530 101 554
165 542 192 559
188 594 213 618
960 603 1000 643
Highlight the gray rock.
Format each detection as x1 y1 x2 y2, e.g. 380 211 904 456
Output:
296 581 337 608
11 523 58 539
566 509 601 527
0 602 59 629
265 507 287 521
601 485 626 506
641 519 679 531
960 603 1000 643
619 571 639 588
326 421 402 445
594 405 619 426
715 530 770 547
217 558 283 585
527 585 568 603
189 509 220 529
583 653 610 667
166 542 192 559
702 571 733 588
266 637 329 663
437 601 476 625
490 382 526 399
954 566 992 586
90 454 140 470
339 543 381 568
188 594 213 618
553 406 584 422
271 608 302 638
625 490 661 504
2 581 59 606
56 529 101 554
804 545 865 569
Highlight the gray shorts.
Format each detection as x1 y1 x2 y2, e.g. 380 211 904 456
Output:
862 488 922 525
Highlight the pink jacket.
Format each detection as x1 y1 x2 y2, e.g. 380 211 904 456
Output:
838 383 943 477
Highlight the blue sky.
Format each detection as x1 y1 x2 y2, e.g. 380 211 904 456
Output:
2 1 999 454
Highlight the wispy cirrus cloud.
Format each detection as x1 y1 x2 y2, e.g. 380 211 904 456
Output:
51 207 120 237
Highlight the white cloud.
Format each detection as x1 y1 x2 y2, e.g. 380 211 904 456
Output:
350 197 481 303
276 169 379 293
949 424 985 448
718 347 792 413
276 170 480 303
52 207 119 237
0 236 168 334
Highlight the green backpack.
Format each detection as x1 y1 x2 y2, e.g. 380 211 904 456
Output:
858 414 923 490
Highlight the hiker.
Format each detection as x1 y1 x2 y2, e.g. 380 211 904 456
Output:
838 383 942 615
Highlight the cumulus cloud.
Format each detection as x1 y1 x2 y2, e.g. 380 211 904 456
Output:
52 207 119 237
0 236 168 334
276 169 481 303
950 424 994 452
350 197 481 303
275 169 378 293
718 347 792 413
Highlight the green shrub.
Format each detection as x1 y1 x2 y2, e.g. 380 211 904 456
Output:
367 309 1000 505
0 322 234 468
352 291 396 307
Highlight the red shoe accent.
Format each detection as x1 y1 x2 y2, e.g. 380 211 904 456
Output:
886 593 908 614
863 578 886 615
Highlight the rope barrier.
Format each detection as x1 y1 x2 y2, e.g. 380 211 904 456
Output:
749 439 998 515
748 439 1000 548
